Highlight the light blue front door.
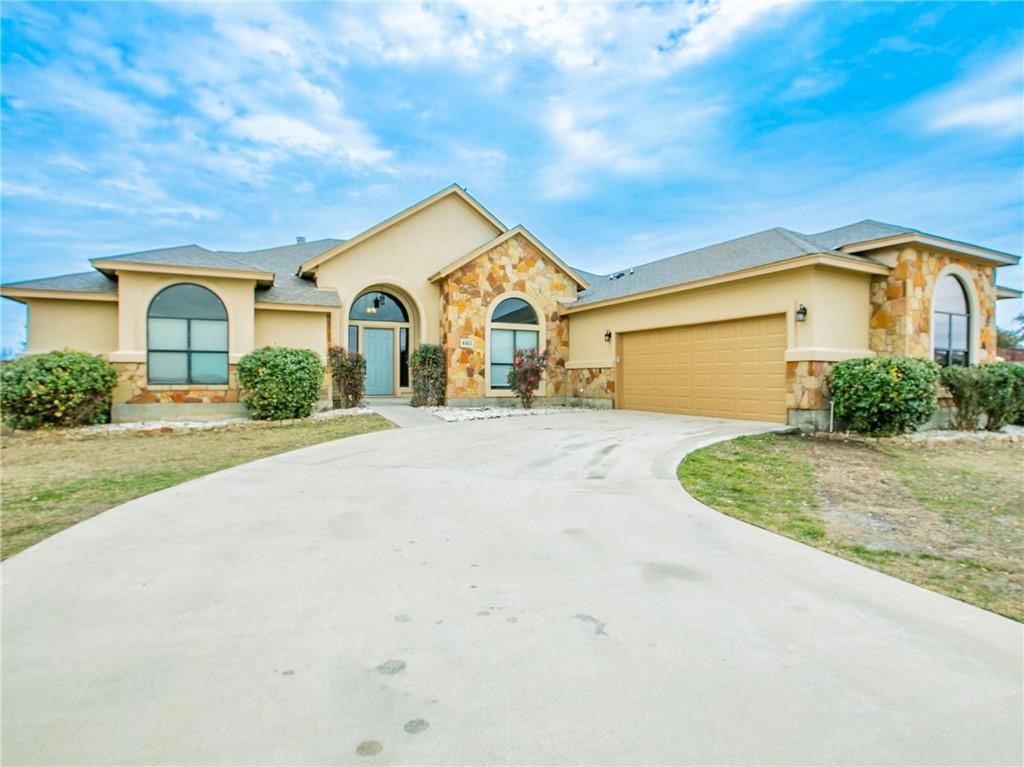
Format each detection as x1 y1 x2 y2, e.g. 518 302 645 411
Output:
364 328 395 396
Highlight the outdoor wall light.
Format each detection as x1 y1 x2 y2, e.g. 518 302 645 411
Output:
604 330 612 342
795 304 808 322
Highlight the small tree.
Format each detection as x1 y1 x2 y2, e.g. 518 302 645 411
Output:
508 348 549 409
409 344 446 406
328 346 366 409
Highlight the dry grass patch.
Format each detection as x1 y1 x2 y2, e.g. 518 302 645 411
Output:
1 415 392 559
679 433 1023 621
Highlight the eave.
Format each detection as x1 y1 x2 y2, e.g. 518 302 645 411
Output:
561 253 889 315
0 288 118 304
92 260 275 286
840 234 1019 266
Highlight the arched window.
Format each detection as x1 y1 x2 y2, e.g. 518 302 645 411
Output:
933 275 970 367
490 297 540 390
147 284 228 384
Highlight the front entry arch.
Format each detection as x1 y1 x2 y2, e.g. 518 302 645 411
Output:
349 289 412 396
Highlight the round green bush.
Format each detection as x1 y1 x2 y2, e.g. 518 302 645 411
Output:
976 361 1024 431
237 346 325 420
828 356 940 436
0 350 117 429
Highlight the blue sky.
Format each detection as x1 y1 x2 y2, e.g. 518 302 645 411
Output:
2 1 1022 351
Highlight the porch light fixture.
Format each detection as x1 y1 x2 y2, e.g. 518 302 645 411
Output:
604 330 612 342
795 304 808 322
366 291 386 314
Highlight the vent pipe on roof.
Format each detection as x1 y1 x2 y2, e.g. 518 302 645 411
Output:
296 236 306 244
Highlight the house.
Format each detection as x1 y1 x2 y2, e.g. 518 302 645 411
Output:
2 184 1020 427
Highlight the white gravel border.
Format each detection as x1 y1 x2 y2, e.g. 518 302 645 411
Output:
76 407 375 435
421 406 592 422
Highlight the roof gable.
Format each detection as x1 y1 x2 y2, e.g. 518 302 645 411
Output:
429 226 590 288
297 184 506 276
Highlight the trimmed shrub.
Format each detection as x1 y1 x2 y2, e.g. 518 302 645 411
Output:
508 347 549 409
328 346 366 409
940 365 984 430
828 356 940 436
409 344 446 406
0 350 117 429
976 362 1024 431
237 346 324 420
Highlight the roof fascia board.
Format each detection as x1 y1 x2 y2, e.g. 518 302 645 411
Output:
298 184 508 276
561 254 888 315
93 260 274 284
996 285 1023 300
0 288 118 303
428 225 590 288
840 234 1018 265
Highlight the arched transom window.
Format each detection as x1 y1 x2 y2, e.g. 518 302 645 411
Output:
933 275 970 367
147 284 228 384
490 297 539 390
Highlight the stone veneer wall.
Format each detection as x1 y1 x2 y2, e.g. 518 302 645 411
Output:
112 362 242 405
440 233 576 401
568 367 615 401
868 247 997 361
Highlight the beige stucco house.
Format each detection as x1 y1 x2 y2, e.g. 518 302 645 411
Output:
2 184 1020 427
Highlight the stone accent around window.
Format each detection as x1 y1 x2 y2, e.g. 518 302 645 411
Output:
112 362 242 405
439 232 577 400
868 247 996 362
568 367 615 400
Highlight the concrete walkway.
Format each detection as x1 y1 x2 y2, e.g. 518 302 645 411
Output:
3 411 1021 765
365 400 444 429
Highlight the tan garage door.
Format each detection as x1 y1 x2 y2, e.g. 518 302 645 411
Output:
619 314 787 423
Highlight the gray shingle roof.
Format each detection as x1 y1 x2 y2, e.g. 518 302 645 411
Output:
92 244 264 273
808 220 914 250
5 239 345 308
233 240 344 307
571 227 873 307
1 270 117 294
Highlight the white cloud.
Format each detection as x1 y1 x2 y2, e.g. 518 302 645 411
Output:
910 48 1024 138
782 71 846 101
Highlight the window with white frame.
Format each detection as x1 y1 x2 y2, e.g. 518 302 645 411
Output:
489 297 539 389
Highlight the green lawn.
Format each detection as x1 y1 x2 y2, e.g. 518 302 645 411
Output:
679 433 1024 621
1 415 392 559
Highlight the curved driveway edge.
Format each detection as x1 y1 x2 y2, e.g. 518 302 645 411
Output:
3 411 1021 765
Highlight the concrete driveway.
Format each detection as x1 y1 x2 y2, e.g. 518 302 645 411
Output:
3 410 1021 766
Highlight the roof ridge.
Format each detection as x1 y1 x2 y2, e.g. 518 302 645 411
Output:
92 243 210 262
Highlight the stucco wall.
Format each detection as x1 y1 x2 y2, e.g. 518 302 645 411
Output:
314 194 502 348
23 298 118 355
439 232 577 399
255 309 329 357
868 247 997 363
110 271 257 363
568 266 874 365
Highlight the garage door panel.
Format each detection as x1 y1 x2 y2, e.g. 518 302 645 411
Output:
621 314 787 423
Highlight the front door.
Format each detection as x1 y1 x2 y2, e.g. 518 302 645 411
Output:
364 327 395 396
